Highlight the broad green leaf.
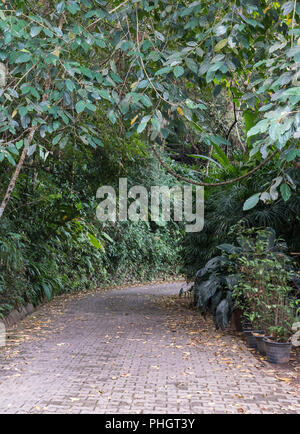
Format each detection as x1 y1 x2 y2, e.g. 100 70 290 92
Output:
174 65 184 78
247 119 269 137
108 110 117 124
88 233 104 250
67 1 81 14
75 100 86 114
140 95 152 107
280 183 291 201
151 117 161 131
282 87 300 97
85 102 96 112
137 116 151 133
185 58 198 73
18 107 28 117
155 66 172 76
98 89 111 101
15 140 24 149
5 153 16 166
214 39 228 52
27 144 37 156
65 79 76 92
15 53 31 63
243 193 261 211
42 283 52 301
30 26 42 37
52 133 63 145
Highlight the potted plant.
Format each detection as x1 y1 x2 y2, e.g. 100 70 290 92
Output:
262 284 298 364
191 225 299 354
231 227 299 360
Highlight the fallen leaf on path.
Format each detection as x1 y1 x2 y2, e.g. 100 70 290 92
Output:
275 376 292 383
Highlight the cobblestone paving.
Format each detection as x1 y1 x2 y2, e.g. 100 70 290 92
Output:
0 282 299 414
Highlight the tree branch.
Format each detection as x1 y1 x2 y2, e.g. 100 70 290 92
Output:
0 127 37 220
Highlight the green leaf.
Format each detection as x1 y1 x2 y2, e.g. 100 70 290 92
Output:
282 87 300 97
108 110 117 124
185 58 198 73
212 145 232 169
151 117 161 131
27 144 37 156
247 119 269 137
67 1 81 14
56 1 65 14
243 193 261 211
30 26 42 37
52 133 63 145
15 140 24 150
98 89 111 101
92 137 104 147
140 95 152 107
42 283 52 301
15 53 31 63
18 106 28 117
87 233 104 250
65 79 76 92
280 183 291 201
75 100 86 113
5 152 16 166
155 66 172 76
174 65 184 78
85 102 96 112
282 1 294 15
102 232 114 243
214 38 228 52
209 135 231 147
137 116 151 133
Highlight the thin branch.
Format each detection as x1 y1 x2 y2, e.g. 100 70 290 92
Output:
109 0 130 14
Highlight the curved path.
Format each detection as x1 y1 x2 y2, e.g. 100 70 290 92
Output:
0 282 299 414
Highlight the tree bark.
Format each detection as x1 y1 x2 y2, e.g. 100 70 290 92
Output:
0 127 37 220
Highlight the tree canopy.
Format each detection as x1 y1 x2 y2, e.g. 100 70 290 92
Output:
0 0 299 217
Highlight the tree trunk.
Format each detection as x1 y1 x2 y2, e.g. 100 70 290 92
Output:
0 127 37 220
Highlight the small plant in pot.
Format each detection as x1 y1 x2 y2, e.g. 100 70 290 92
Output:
263 291 299 364
255 254 298 363
190 225 299 356
231 227 299 359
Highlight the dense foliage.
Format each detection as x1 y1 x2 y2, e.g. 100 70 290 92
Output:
0 1 299 323
0 143 184 316
182 162 300 278
192 227 299 333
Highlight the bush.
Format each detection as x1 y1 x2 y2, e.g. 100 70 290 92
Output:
191 226 299 332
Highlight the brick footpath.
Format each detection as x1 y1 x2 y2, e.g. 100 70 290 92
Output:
0 282 299 414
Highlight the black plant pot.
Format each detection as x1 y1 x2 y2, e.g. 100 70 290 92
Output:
263 338 292 364
242 321 252 330
245 330 264 348
254 333 270 355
